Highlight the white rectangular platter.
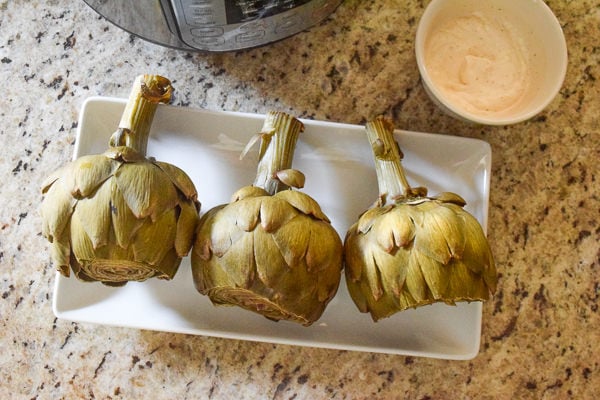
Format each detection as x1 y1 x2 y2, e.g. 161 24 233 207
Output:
53 97 492 360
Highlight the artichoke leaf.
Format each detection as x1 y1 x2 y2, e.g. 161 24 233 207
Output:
316 275 338 303
110 179 145 249
364 252 384 301
227 197 263 232
258 253 317 308
70 179 113 249
174 200 200 257
343 228 365 282
275 190 330 222
210 221 243 259
445 260 472 298
373 209 406 254
154 160 199 201
304 220 343 274
41 165 66 194
287 267 321 309
69 155 118 199
460 212 497 292
113 162 153 218
131 208 177 266
114 162 178 220
372 245 408 297
371 298 403 321
373 220 396 254
193 237 212 262
404 251 430 303
259 196 297 232
413 249 449 300
432 191 467 206
40 179 76 241
345 277 369 313
275 169 305 189
106 228 134 260
155 248 180 279
193 228 234 292
356 205 392 234
215 228 256 289
414 203 466 265
231 185 269 202
388 206 417 248
50 226 72 276
460 211 493 270
192 205 225 261
396 290 419 312
104 146 146 163
269 214 310 268
254 226 289 288
207 201 259 258
483 250 497 293
70 211 97 263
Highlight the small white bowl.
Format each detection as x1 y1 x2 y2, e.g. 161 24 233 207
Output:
415 0 568 125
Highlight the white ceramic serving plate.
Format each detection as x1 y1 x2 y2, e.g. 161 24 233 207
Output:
53 97 492 360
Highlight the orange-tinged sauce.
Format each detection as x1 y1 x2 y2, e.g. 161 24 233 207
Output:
424 12 531 116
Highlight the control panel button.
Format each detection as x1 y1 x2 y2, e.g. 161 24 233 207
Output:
192 36 225 47
174 0 227 26
235 30 266 43
185 6 215 25
238 19 269 32
275 14 300 33
190 27 224 37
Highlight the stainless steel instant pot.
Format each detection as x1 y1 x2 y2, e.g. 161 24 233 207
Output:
82 0 343 52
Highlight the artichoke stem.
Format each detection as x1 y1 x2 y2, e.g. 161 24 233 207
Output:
365 116 422 205
109 74 173 155
253 112 304 195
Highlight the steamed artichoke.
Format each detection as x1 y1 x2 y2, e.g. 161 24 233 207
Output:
192 111 343 326
41 75 200 286
344 116 497 321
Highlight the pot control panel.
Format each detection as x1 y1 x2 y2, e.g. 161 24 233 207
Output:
170 0 339 51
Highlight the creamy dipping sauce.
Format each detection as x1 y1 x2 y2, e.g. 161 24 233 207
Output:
424 11 531 116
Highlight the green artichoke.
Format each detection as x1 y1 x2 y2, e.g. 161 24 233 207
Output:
41 75 200 286
192 111 343 326
344 116 497 321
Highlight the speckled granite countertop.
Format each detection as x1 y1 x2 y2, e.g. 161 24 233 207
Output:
1 0 598 398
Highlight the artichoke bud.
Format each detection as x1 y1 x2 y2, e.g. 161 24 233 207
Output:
41 75 200 286
192 111 343 326
344 116 497 321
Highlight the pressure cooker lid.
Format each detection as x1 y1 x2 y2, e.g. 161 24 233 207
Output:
82 0 343 52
